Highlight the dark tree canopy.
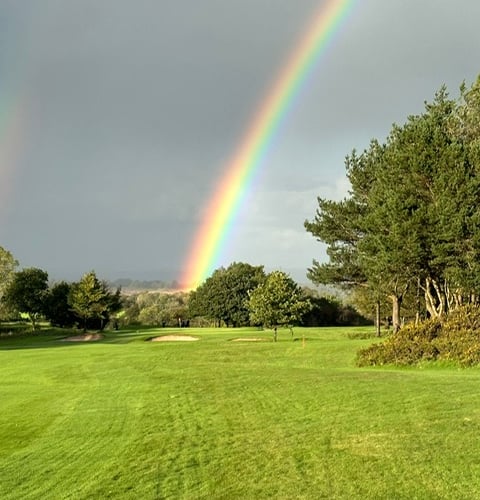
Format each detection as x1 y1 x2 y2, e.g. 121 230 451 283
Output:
44 281 77 328
3 268 49 330
189 262 265 327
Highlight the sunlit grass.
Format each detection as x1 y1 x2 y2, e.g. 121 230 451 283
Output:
1 326 479 498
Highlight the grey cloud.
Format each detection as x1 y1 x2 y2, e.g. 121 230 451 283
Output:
2 1 480 282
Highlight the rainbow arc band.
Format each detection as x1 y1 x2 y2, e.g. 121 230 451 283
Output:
180 0 357 289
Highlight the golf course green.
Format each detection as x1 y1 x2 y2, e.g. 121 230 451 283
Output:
1 326 479 499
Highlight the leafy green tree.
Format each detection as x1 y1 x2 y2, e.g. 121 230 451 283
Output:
0 246 18 318
3 268 49 330
248 271 311 341
189 262 265 326
69 271 121 331
44 281 77 327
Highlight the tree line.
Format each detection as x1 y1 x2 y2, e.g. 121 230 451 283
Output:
0 250 367 334
186 262 367 334
0 259 121 332
305 76 480 334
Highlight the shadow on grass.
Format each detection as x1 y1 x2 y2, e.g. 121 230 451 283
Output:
0 328 154 350
0 326 377 350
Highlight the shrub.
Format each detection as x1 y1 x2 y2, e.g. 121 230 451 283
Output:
357 307 480 367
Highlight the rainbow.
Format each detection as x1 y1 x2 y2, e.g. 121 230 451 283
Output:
180 0 357 289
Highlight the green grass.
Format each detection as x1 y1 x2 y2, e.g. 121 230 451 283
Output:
1 326 480 499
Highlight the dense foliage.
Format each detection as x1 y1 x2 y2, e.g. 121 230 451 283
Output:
302 288 370 327
189 262 266 327
3 268 49 330
1 264 122 331
0 246 18 319
68 271 122 331
0 252 365 331
43 281 77 328
127 291 189 327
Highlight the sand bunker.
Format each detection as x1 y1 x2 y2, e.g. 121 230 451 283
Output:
61 333 103 342
231 337 267 342
151 335 199 342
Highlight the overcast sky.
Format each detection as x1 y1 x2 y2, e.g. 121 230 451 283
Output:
1 0 480 285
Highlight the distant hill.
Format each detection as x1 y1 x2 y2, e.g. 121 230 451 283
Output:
108 278 180 292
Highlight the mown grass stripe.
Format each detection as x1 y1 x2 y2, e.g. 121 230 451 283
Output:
1 326 480 498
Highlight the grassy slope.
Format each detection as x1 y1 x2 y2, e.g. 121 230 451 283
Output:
1 327 479 499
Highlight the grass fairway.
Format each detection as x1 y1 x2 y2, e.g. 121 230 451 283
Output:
1 327 480 499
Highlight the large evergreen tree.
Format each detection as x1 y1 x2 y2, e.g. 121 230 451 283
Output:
306 78 480 330
69 271 121 331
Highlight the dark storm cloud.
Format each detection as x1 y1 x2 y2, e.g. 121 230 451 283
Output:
2 1 480 282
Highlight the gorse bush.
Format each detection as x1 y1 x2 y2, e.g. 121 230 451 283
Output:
441 304 480 331
357 305 480 367
357 319 441 366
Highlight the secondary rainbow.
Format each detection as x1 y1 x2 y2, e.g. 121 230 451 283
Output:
0 98 27 227
180 0 357 289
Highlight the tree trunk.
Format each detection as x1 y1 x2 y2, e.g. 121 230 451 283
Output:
431 278 447 316
391 295 402 334
424 286 436 318
375 300 381 337
424 277 443 318
273 326 277 342
415 276 421 326
29 313 37 332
